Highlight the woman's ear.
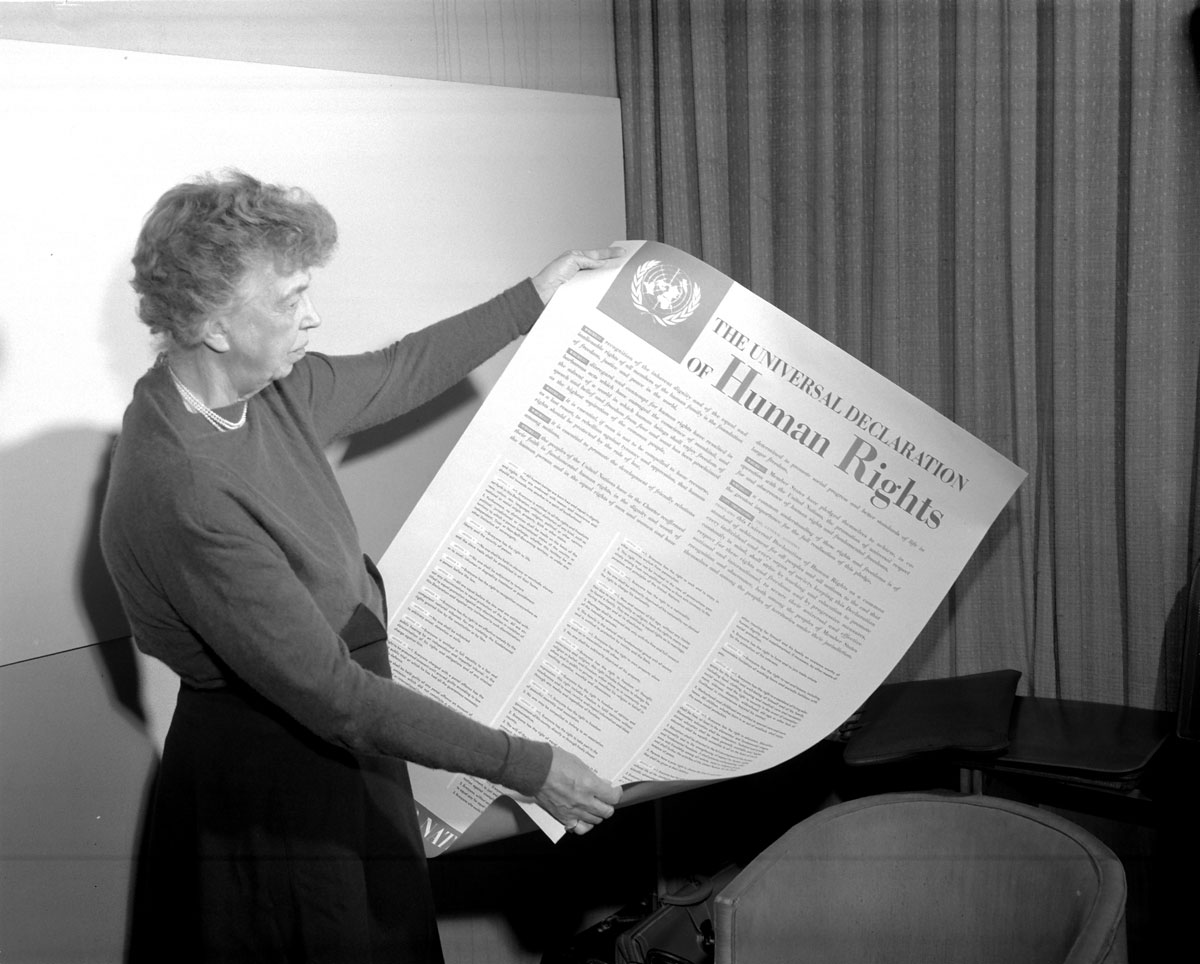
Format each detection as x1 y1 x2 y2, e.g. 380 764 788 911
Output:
200 315 232 353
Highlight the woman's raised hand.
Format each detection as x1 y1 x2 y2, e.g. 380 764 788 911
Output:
531 247 625 305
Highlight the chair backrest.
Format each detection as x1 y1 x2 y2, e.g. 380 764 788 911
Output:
714 792 1127 964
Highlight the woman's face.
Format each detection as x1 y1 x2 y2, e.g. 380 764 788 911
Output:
220 261 321 399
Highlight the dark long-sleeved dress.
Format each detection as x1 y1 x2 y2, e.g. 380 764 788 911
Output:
101 280 553 963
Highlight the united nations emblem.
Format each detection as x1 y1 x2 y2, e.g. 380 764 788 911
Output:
631 260 701 327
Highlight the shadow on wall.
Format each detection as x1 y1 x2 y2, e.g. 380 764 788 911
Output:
0 427 130 664
80 433 147 725
0 423 152 727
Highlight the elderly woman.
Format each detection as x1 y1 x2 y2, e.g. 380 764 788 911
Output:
100 171 622 963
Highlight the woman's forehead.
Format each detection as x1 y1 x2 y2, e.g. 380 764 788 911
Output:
237 260 311 302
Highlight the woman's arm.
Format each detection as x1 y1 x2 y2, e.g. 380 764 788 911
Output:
153 485 618 826
295 248 624 444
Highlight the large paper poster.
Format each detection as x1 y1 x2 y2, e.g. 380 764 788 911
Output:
377 242 1026 853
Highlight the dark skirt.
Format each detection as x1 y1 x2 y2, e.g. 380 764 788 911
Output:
129 636 443 964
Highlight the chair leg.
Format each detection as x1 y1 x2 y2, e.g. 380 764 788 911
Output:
959 767 984 794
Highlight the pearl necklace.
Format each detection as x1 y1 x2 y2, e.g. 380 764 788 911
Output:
166 362 247 433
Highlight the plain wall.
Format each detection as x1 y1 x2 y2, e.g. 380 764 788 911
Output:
0 0 618 97
0 36 622 668
0 4 624 962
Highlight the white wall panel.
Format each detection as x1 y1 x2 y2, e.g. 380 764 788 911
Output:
0 38 624 666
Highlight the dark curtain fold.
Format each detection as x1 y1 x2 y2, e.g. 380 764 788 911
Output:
614 0 1200 709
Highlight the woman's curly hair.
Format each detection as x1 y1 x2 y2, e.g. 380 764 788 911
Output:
131 171 338 347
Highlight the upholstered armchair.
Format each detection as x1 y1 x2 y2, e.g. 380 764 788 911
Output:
714 792 1127 964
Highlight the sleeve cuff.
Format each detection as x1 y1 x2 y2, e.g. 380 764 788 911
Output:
509 277 545 335
497 732 553 796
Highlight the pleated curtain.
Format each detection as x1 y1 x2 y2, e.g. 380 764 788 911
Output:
614 0 1200 709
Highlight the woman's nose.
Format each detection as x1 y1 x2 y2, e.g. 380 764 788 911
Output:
299 292 321 329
